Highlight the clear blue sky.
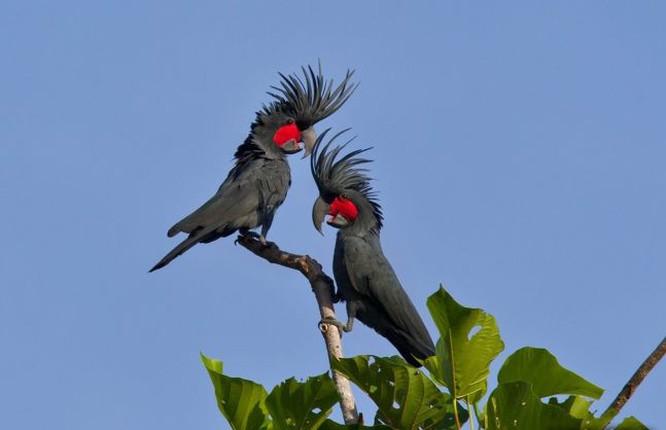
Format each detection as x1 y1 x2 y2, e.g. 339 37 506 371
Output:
1 1 664 428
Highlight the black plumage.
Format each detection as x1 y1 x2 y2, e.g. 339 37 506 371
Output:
310 130 435 366
150 65 356 272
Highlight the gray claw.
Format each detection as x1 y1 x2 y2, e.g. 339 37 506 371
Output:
319 317 346 336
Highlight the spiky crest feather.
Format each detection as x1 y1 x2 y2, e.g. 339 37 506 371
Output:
266 63 357 127
311 129 384 230
233 64 357 170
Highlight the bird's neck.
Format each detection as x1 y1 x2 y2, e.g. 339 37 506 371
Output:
338 221 380 240
235 126 284 162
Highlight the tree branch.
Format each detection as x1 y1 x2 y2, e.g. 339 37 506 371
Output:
600 336 666 428
236 235 359 425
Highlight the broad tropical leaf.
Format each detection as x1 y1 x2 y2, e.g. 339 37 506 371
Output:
615 416 649 430
332 355 464 430
201 354 271 430
264 373 339 430
319 419 392 429
498 347 603 399
551 409 649 430
424 287 504 401
486 382 581 430
547 395 594 420
546 395 608 430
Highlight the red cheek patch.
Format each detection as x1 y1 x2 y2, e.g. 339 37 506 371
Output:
329 196 359 221
273 123 302 146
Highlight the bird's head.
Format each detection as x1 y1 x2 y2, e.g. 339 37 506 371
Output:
260 64 357 158
310 129 383 234
259 112 306 155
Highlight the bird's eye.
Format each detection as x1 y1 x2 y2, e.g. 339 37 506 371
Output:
286 118 295 125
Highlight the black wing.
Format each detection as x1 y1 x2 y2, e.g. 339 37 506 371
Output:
167 162 263 238
341 235 435 365
150 158 289 271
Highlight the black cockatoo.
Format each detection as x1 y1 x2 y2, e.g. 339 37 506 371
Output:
310 130 435 366
150 66 356 272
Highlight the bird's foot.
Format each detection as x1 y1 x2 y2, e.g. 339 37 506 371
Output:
242 230 261 240
318 316 351 336
237 231 268 246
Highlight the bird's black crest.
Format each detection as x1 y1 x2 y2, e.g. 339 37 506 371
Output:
311 129 383 229
265 63 357 127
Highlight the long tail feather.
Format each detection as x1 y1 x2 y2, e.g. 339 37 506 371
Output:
149 234 201 272
149 225 219 272
370 320 435 367
386 328 435 367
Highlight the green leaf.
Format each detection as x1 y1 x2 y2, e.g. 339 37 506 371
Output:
264 373 339 430
498 347 603 399
615 416 649 430
547 395 594 420
486 382 582 430
424 286 504 401
201 353 271 430
545 395 609 430
319 419 392 429
472 402 487 429
332 355 465 430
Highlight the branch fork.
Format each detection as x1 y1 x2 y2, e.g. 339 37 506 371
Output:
236 235 359 425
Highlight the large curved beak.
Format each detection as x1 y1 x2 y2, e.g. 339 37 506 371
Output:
326 214 349 229
280 139 303 155
312 196 329 235
301 127 317 158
